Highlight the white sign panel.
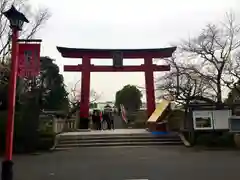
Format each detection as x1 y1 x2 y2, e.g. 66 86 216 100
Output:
193 110 231 130
193 111 213 130
212 110 231 130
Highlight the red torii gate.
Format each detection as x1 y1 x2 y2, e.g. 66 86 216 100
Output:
57 46 176 130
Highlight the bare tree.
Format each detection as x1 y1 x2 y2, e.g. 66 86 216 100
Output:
156 53 218 126
0 0 51 63
90 89 102 103
65 81 102 127
69 80 102 105
69 80 81 104
157 54 215 105
180 12 240 103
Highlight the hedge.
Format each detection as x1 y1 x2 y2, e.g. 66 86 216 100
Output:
195 132 235 147
0 111 55 153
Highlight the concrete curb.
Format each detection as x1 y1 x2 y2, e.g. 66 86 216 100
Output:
50 134 59 151
234 133 240 148
178 132 191 147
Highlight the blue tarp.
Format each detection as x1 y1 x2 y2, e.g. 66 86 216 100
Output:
151 131 169 135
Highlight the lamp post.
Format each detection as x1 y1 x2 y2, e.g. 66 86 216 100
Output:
2 6 29 180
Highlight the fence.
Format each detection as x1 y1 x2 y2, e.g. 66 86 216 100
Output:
52 117 77 133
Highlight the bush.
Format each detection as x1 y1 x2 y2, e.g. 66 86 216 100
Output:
167 110 185 131
124 110 147 128
196 132 235 147
218 133 235 147
0 111 55 153
37 131 55 151
131 121 146 129
0 111 22 153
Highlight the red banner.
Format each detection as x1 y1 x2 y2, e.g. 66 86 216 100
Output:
18 43 41 78
120 104 128 123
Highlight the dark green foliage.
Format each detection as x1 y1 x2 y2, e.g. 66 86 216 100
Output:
0 63 10 110
40 57 69 111
0 111 55 153
37 132 55 151
196 132 235 147
167 109 185 131
0 56 69 153
0 57 70 112
90 102 97 108
115 85 142 112
16 95 41 152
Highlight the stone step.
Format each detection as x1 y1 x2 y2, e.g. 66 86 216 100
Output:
57 130 178 139
58 135 180 141
53 130 183 150
55 141 183 149
58 133 175 137
58 138 181 144
54 144 180 151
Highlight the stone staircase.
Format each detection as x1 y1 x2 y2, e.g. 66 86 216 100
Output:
53 130 183 150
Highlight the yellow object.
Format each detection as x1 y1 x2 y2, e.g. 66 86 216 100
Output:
147 99 170 123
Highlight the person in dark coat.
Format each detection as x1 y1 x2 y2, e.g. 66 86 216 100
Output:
103 108 115 130
102 110 111 130
110 113 114 130
95 110 102 130
91 110 97 130
92 109 101 130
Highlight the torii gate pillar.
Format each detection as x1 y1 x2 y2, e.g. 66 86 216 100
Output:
79 56 91 126
144 56 155 118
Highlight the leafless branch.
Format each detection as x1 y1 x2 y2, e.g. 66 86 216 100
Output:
0 0 51 63
178 12 240 103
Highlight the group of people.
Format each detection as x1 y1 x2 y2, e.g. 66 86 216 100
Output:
91 108 114 130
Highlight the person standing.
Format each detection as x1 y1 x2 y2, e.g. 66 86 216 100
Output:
98 110 103 130
110 111 114 130
102 109 111 130
91 110 97 130
92 109 101 130
96 110 102 130
101 110 107 130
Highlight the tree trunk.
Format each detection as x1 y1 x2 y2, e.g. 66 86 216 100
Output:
217 82 222 103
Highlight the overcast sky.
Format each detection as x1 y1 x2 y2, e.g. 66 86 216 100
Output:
29 0 239 102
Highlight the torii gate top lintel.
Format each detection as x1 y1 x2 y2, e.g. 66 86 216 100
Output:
56 46 177 59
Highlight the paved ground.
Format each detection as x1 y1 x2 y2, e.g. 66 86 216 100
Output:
7 146 240 180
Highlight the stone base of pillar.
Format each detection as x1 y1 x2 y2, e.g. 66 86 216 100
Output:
79 117 90 129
